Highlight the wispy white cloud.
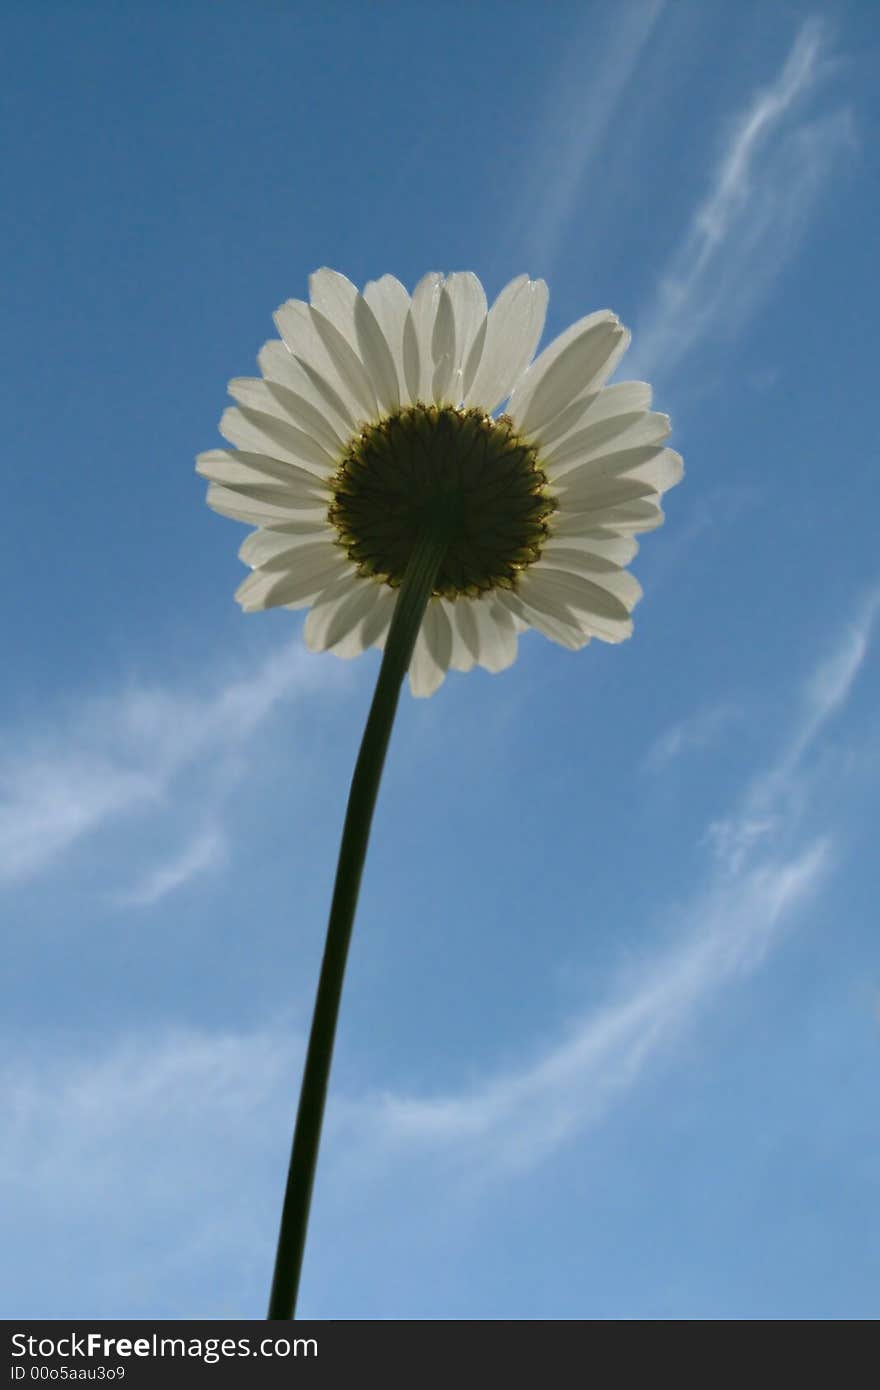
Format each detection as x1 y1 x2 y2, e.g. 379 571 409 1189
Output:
349 842 829 1169
643 701 741 772
629 17 855 379
0 1022 296 1315
0 640 343 886
800 590 880 746
653 591 878 871
116 828 228 908
707 587 880 871
1 1024 289 1200
341 596 876 1169
1 597 875 1289
0 760 159 885
514 1 666 270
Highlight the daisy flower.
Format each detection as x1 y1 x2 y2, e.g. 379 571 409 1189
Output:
200 269 683 1319
198 269 682 696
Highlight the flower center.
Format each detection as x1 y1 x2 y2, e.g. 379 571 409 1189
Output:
328 404 556 598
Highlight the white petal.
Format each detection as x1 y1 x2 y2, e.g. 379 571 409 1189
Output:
241 538 340 581
496 589 589 650
238 525 326 567
291 354 362 436
309 307 378 421
228 376 346 455
460 316 487 402
226 376 279 414
235 546 350 611
249 537 344 576
558 447 683 500
544 411 670 476
309 268 359 343
303 572 363 650
529 389 602 450
445 271 487 401
470 596 519 673
206 479 319 511
532 380 652 451
259 339 357 437
625 448 684 494
256 340 305 393
408 272 443 402
364 275 411 401
327 579 386 656
424 599 453 676
543 532 639 566
453 597 482 666
431 285 456 405
557 472 662 510
408 599 451 697
507 311 617 427
520 569 633 641
354 293 400 413
554 498 665 535
362 584 397 649
511 314 630 437
464 276 548 413
274 299 364 425
402 307 421 406
219 406 336 478
193 447 328 497
441 599 477 672
537 552 642 609
273 298 320 358
205 483 324 527
265 383 346 456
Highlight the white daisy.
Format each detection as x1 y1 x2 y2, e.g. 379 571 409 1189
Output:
198 269 682 696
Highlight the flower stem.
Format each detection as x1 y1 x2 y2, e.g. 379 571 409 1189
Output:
267 530 446 1319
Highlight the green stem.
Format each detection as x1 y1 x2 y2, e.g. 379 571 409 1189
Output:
267 531 446 1320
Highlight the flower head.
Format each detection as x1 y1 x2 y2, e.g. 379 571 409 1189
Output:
198 270 682 695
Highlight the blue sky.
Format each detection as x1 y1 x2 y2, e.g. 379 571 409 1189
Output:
2 0 878 1319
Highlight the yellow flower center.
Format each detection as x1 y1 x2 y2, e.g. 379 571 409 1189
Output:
328 404 556 599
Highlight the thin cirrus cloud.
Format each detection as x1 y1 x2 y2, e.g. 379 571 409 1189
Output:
115 827 229 909
705 587 880 875
799 590 880 753
0 639 345 888
642 592 878 781
344 594 876 1170
0 1021 297 1317
628 17 856 381
642 701 742 773
513 0 666 270
348 844 829 1170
